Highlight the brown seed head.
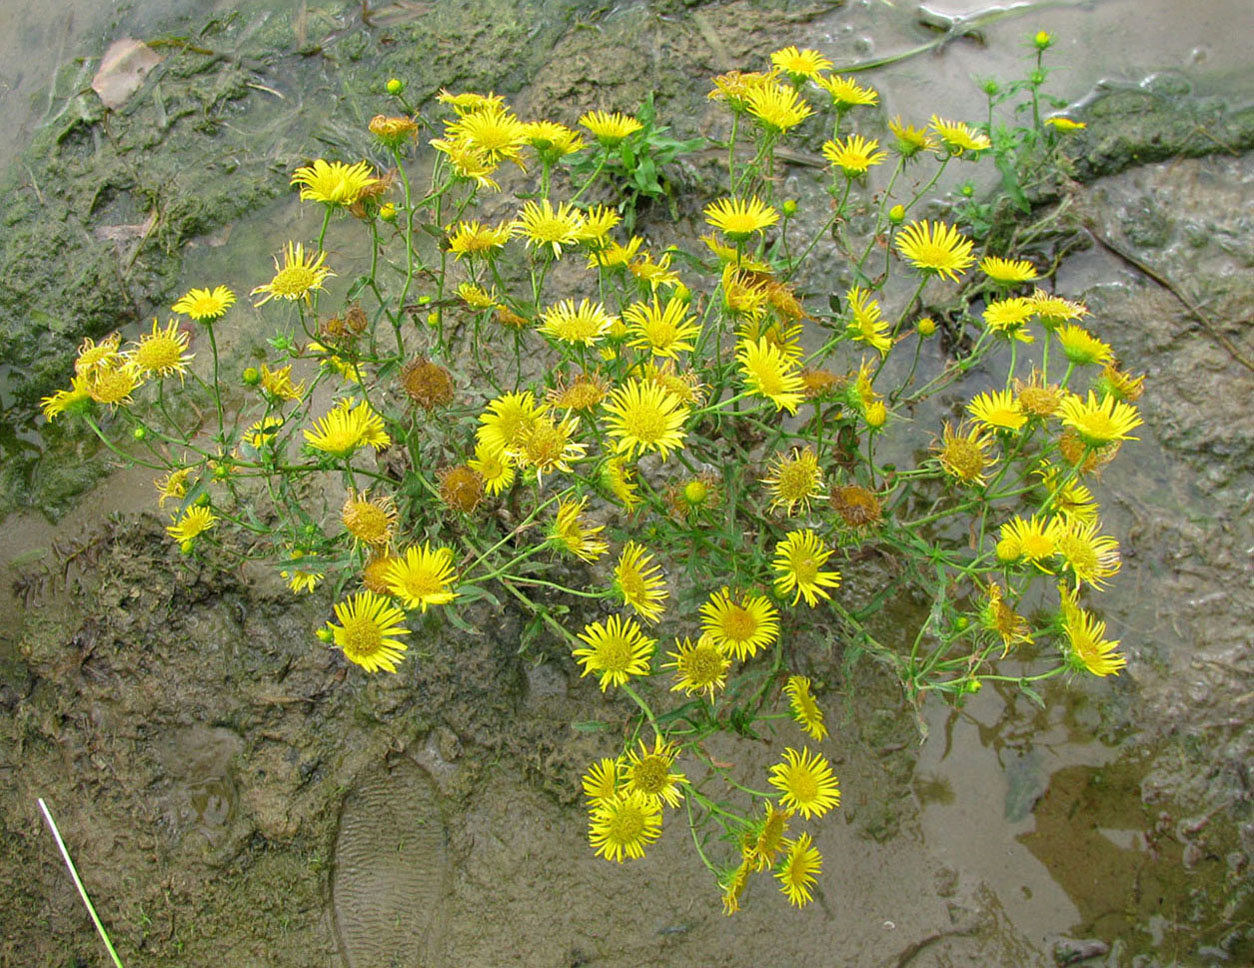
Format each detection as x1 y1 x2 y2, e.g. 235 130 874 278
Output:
400 356 454 409
830 484 882 527
438 464 484 513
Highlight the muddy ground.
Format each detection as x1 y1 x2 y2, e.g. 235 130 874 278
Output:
1 2 1251 966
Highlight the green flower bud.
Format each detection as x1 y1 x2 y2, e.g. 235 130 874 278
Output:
386 78 404 95
917 317 937 337
242 366 261 386
782 199 798 217
316 626 335 643
379 202 397 222
888 204 905 225
132 425 148 441
1033 30 1053 50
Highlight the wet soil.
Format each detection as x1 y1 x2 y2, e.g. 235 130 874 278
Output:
1 1 1252 967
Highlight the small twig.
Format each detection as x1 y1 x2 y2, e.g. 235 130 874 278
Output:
37 798 127 968
1085 224 1254 374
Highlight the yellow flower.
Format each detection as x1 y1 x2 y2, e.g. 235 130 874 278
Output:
1055 324 1113 366
700 587 779 660
172 285 235 321
582 758 621 805
888 116 937 157
522 120 586 161
708 70 777 113
934 420 996 486
506 413 586 483
578 110 644 145
548 496 608 563
896 220 976 282
572 614 655 691
602 378 689 461
341 489 397 547
967 388 1027 433
742 802 793 873
74 333 123 376
620 736 686 808
623 295 700 359
982 582 1033 656
468 441 515 496
983 297 1036 343
1058 391 1142 446
281 551 325 595
737 337 805 414
821 134 887 176
166 505 217 545
575 204 621 247
664 634 732 700
1037 464 1098 524
980 256 1038 285
601 456 641 510
444 104 530 166
1095 363 1145 403
772 530 841 607
457 282 497 310
304 399 389 457
1046 116 1086 132
929 114 992 154
719 264 770 319
628 250 681 290
369 113 419 147
361 552 401 596
130 318 193 380
429 136 500 190
1059 587 1126 677
435 89 505 115
259 363 305 403
768 747 840 819
776 832 822 907
447 219 512 258
762 446 824 516
703 197 779 242
538 298 614 346
701 233 772 273
548 372 609 412
588 791 661 862
512 199 586 258
477 391 546 456
814 73 879 109
86 360 144 407
996 514 1063 568
721 860 752 916
41 375 94 420
613 541 668 623
386 543 458 612
290 160 380 207
1055 519 1121 590
844 286 891 355
588 235 643 270
325 591 410 673
784 675 828 741
770 46 833 81
1030 289 1089 327
251 241 334 306
744 81 813 133
1015 370 1065 417
154 467 193 508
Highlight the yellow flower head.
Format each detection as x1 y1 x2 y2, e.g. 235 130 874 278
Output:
623 295 700 359
130 318 193 380
721 860 752 916
386 542 458 612
74 333 123 376
578 110 644 146
522 120 586 162
814 73 879 109
770 46 833 81
548 496 608 563
628 249 681 290
613 542 668 624
281 550 325 595
1059 587 1126 677
845 286 891 355
1014 370 1065 418
700 587 780 661
1058 390 1142 446
743 802 793 873
983 297 1037 343
1030 289 1089 327
572 614 656 692
325 591 410 673
259 363 305 403
435 89 505 116
603 378 690 461
506 413 586 484
784 675 828 741
290 160 380 207
982 582 1033 657
477 390 546 456
664 634 732 700
429 136 501 190
776 832 822 907
934 420 996 486
762 446 824 516
601 456 641 511
1037 463 1098 525
821 134 887 177
341 489 398 547
888 116 937 157
772 530 841 607
588 790 661 863
539 298 614 346
620 736 686 808
447 219 512 258
703 197 779 242
172 286 236 321
968 388 1027 433
1095 362 1146 403
1055 519 1121 591
929 114 992 155
444 104 530 166
251 242 334 306
457 282 498 311
996 514 1063 568
304 399 389 457
582 757 621 805
154 467 193 508
1055 324 1113 366
896 220 976 282
166 505 217 546
548 371 609 412
744 81 813 133
980 256 1039 286
768 747 840 819
575 204 621 247
736 336 805 414
512 199 586 258
86 360 144 407
467 441 515 496
369 113 420 147
708 70 777 113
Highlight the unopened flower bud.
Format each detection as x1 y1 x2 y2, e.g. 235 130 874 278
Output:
1033 30 1053 50
888 204 905 225
782 199 798 217
917 317 937 337
242 366 261 386
385 78 404 95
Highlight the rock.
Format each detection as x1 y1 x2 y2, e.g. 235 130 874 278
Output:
91 39 163 110
1053 937 1110 965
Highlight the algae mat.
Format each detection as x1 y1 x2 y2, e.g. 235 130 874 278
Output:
332 760 449 968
